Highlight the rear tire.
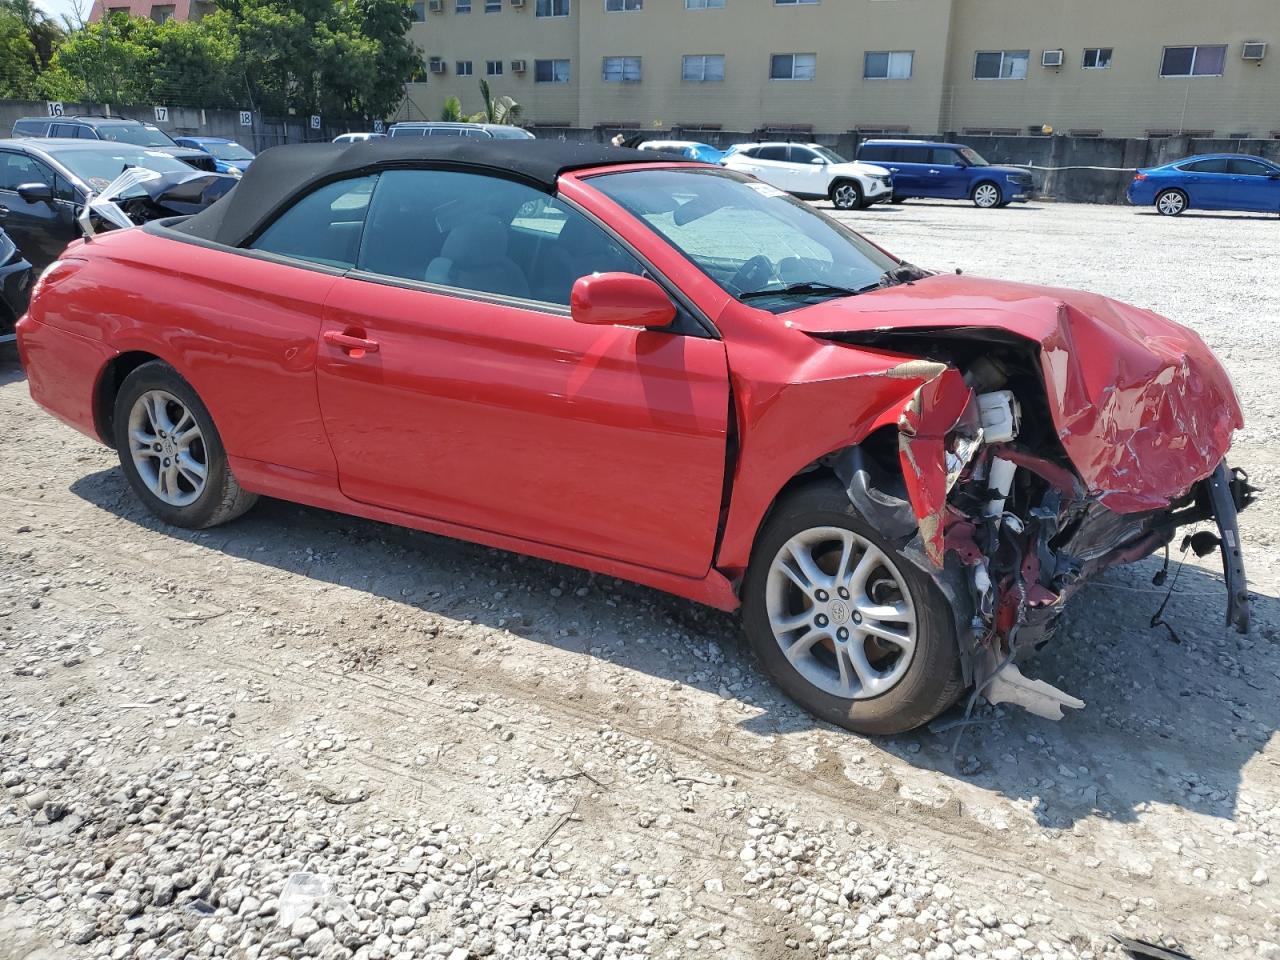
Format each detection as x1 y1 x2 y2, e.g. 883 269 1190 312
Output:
971 181 1002 208
742 481 965 735
112 361 257 529
1156 189 1188 216
830 180 864 211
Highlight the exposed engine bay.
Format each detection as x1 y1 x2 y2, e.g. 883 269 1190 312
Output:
823 327 1256 721
77 167 237 238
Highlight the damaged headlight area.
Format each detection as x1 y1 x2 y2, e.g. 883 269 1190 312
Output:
828 332 1256 723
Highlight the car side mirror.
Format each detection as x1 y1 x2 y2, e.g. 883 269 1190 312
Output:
953 161 967 168
810 157 826 165
17 182 53 203
1269 172 1280 180
571 273 676 329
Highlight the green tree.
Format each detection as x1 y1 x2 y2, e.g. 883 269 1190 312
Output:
0 0 64 70
440 94 463 122
50 15 156 104
149 12 240 107
0 11 39 97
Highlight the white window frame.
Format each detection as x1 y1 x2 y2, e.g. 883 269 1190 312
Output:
774 0 819 5
605 0 641 9
1081 47 1112 69
486 59 503 75
973 49 1030 80
534 58 572 82
455 0 471 11
602 56 642 82
411 0 426 21
456 60 474 76
682 54 725 81
684 0 724 7
863 50 913 80
485 0 500 8
770 52 816 81
535 0 569 17
1159 44 1228 78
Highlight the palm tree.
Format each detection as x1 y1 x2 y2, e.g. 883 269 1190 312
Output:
470 78 521 126
440 95 464 122
0 0 64 69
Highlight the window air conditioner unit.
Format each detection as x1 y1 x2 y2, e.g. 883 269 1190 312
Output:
511 59 526 73
429 58 446 74
510 0 525 6
427 0 443 10
1242 41 1267 61
1041 49 1064 67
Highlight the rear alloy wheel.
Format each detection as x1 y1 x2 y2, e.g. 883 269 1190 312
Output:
1156 189 1188 216
831 180 864 211
972 182 1002 208
742 481 963 734
113 361 257 529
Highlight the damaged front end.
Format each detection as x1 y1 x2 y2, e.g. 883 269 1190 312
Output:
822 309 1255 722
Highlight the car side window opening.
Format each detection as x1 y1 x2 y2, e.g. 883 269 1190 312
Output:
249 175 379 269
591 167 898 313
1181 158 1229 174
756 145 788 161
1228 157 1272 176
355 168 644 306
0 153 69 199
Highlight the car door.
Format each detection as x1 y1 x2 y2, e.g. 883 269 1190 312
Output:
786 146 831 198
927 147 971 198
746 145 798 193
0 151 80 271
886 146 931 196
1226 157 1280 212
311 168 731 578
1177 158 1230 208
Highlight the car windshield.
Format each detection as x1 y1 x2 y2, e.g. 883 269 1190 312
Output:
958 146 989 166
590 167 899 313
53 147 195 194
811 146 847 164
202 141 254 161
97 124 178 147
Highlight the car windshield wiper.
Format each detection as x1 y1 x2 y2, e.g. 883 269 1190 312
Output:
739 281 864 301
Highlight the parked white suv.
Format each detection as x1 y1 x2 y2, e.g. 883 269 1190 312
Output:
722 142 893 210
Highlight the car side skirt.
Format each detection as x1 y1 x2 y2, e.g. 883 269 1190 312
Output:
230 456 743 613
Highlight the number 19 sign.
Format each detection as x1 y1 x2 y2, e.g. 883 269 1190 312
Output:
310 115 321 131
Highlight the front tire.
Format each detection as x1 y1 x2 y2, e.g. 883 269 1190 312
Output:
742 481 964 735
1156 189 1188 216
830 180 864 211
971 182 1002 208
112 361 257 529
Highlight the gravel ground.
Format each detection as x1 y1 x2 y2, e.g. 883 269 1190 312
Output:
2 199 1279 960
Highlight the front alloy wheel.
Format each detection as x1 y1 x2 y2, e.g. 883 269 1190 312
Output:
742 481 964 734
972 182 1002 208
831 181 863 211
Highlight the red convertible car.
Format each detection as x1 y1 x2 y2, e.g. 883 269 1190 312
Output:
16 140 1253 733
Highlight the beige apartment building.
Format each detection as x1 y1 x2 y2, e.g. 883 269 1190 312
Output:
401 0 1278 139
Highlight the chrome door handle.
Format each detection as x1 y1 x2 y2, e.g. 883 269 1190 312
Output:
928 169 940 174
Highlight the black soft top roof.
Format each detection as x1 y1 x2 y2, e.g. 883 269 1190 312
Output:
172 138 662 248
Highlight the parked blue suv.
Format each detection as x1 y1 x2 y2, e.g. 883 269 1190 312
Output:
1126 154 1280 216
855 140 1034 208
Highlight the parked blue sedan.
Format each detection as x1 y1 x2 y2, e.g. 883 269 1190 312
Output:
172 136 256 177
1127 154 1280 216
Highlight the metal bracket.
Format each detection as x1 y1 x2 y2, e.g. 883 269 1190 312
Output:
1207 461 1250 634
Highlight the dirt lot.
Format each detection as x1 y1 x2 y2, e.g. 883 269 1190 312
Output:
2 199 1278 960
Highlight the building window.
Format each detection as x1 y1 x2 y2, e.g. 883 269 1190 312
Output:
486 59 503 75
411 1 426 21
1082 47 1112 69
770 53 816 80
685 0 724 6
536 0 569 16
1160 45 1227 77
682 54 725 81
535 59 571 82
456 0 471 10
774 0 819 4
456 60 474 76
485 0 500 9
605 0 641 9
973 50 1029 79
150 4 175 22
603 56 642 81
863 50 912 79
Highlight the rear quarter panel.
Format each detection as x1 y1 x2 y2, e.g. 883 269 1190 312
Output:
30 228 339 477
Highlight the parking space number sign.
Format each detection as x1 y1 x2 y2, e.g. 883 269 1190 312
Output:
310 115 321 131
239 110 253 126
46 101 63 117
154 105 169 123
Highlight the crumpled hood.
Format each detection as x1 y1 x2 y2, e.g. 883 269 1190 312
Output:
788 273 1242 512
